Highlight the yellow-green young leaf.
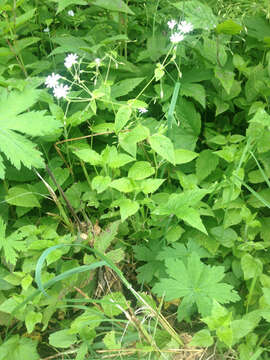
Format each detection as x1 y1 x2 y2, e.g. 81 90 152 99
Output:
175 149 198 164
92 176 111 193
154 67 165 81
103 331 119 349
117 199 139 222
115 105 132 132
189 329 214 347
49 329 77 348
149 134 175 165
110 178 135 193
140 178 165 194
128 161 155 180
25 311 42 334
6 186 40 208
73 148 102 166
216 20 242 35
0 335 39 360
241 254 263 280
21 274 33 291
196 149 219 182
101 292 128 317
119 124 149 157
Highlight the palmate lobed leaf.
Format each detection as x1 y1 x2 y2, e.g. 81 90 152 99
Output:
152 253 240 321
0 87 62 178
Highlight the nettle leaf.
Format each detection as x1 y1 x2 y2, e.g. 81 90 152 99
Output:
152 253 240 321
149 134 175 165
52 0 87 13
0 218 27 265
216 20 243 35
111 77 145 99
94 221 120 254
73 147 102 166
25 311 42 334
0 87 62 178
180 83 206 108
102 146 135 168
175 149 198 164
241 254 263 280
189 329 214 347
128 161 155 180
114 105 132 132
110 178 135 193
196 150 219 182
6 185 40 208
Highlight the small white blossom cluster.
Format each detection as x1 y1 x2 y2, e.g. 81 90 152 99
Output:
167 19 193 44
45 53 79 99
138 107 148 114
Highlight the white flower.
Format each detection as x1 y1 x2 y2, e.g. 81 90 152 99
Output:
68 10 74 16
138 108 148 114
170 32 185 43
53 84 70 99
167 19 177 30
64 53 78 68
45 73 61 88
178 21 193 34
95 58 101 65
44 27 50 33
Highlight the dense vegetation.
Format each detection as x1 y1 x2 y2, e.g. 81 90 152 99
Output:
0 0 270 359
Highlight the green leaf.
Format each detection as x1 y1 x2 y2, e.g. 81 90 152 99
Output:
173 1 217 30
0 218 27 265
102 146 134 168
210 226 238 248
101 292 128 317
180 83 206 108
110 178 135 193
139 178 165 195
241 254 263 280
128 161 155 180
91 0 135 15
114 105 132 132
196 150 219 182
73 147 102 166
49 329 77 348
94 221 119 253
215 67 235 95
103 330 119 349
119 124 149 157
152 254 240 321
216 20 242 35
6 186 40 208
92 176 111 193
175 149 198 164
176 206 208 234
0 335 39 360
111 77 145 98
51 0 87 13
189 329 214 347
149 134 175 164
114 199 139 222
25 311 42 333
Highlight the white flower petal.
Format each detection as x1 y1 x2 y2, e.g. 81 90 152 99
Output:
167 19 177 30
45 73 61 88
53 84 70 99
170 32 185 43
64 53 78 68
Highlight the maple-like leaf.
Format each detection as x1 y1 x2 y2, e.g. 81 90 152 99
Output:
0 217 27 265
0 86 62 179
152 253 240 321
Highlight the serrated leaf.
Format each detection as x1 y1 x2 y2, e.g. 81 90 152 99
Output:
128 161 155 180
152 254 240 321
103 331 119 349
0 335 39 360
25 311 42 333
51 0 87 14
114 105 132 132
94 221 119 253
102 292 128 317
196 150 219 182
111 77 145 98
149 134 175 164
